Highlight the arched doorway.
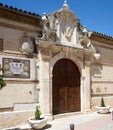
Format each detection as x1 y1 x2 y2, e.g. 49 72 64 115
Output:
52 58 81 115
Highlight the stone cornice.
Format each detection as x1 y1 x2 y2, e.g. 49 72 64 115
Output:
37 40 94 62
4 80 39 84
0 21 40 33
91 32 113 45
37 40 84 54
2 50 30 58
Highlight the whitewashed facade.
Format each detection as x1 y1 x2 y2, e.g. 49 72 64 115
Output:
0 2 113 128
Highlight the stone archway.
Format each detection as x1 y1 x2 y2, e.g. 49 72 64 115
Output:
52 58 81 115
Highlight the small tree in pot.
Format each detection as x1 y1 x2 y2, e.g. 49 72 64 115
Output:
35 106 41 120
28 106 48 129
96 97 110 114
101 97 105 107
0 64 6 90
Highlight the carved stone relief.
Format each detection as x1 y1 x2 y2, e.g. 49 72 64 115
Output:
19 32 38 57
19 32 34 54
78 29 94 50
54 6 79 42
38 3 79 44
38 13 58 42
19 2 101 63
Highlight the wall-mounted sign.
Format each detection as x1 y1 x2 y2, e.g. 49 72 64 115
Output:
3 58 30 78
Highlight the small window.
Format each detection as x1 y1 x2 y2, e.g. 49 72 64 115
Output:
0 39 3 52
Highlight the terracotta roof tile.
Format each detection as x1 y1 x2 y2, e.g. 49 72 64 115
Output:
0 3 41 18
92 31 113 39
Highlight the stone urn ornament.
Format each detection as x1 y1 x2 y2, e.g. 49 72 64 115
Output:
27 106 48 129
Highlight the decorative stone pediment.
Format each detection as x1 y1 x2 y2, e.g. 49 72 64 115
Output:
39 2 79 44
36 1 101 61
54 4 79 43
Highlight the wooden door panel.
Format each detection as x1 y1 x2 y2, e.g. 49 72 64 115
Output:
67 87 76 112
53 85 59 114
52 59 66 114
59 86 67 113
66 59 80 112
52 59 80 114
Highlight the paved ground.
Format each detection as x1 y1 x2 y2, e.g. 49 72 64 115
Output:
3 112 113 130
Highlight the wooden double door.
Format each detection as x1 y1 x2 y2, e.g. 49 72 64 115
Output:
52 59 80 115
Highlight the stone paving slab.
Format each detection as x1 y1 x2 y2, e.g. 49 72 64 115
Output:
2 112 113 130
74 113 113 130
96 123 113 130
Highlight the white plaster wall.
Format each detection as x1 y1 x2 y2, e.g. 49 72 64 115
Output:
100 46 113 64
0 84 35 108
0 26 22 51
0 17 40 129
91 44 113 88
92 65 113 82
0 110 34 129
0 26 37 52
0 55 38 108
91 42 113 109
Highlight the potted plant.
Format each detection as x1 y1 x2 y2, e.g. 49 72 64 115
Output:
27 106 48 129
96 97 110 114
0 64 6 90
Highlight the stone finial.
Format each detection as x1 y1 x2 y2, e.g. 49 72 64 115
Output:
63 0 69 7
64 0 67 4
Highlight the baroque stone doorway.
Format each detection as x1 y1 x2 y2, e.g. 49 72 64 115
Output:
52 58 81 115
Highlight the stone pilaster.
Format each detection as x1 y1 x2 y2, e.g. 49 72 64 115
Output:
37 48 52 116
84 61 91 111
80 76 85 111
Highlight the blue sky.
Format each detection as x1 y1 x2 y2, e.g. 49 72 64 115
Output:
0 0 113 36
